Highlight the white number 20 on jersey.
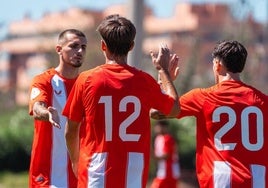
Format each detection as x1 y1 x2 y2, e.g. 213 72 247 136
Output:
212 106 265 188
213 106 264 151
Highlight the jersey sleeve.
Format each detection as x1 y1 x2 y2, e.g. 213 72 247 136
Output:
178 88 206 118
29 74 51 115
62 73 86 123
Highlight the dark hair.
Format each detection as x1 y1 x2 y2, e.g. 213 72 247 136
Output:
212 40 247 73
58 29 86 44
97 14 136 56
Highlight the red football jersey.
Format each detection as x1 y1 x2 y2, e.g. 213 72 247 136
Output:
63 63 175 188
29 68 77 188
178 80 268 188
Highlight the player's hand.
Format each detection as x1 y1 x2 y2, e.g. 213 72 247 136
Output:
150 109 167 119
150 108 177 119
150 44 170 71
157 54 180 84
168 54 180 81
48 106 61 129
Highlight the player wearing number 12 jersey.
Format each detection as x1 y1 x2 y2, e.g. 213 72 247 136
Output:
62 14 179 188
174 40 268 188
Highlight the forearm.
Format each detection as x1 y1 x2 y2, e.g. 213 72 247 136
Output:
158 69 177 97
32 101 50 121
65 120 80 165
158 69 180 117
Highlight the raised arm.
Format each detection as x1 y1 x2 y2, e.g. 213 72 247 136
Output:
150 44 180 118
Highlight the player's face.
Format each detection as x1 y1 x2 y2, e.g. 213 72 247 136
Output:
60 33 87 68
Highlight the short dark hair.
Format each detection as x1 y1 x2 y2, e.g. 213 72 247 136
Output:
212 40 247 73
58 29 86 44
97 14 136 56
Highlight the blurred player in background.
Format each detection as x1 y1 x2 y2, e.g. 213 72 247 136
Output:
28 29 87 188
63 14 179 188
153 40 268 188
150 120 181 188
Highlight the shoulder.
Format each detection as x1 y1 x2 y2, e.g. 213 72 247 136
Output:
74 67 104 87
223 81 268 101
189 84 222 98
31 68 56 85
123 64 155 79
133 68 157 84
135 67 154 78
78 66 102 79
245 83 267 96
182 87 212 99
245 84 268 103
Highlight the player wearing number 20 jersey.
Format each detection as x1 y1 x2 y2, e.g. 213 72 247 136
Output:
178 80 268 188
168 40 268 188
63 63 176 188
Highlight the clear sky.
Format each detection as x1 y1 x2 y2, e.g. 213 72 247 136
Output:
0 0 267 38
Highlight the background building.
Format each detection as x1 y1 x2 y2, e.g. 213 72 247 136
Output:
0 2 267 106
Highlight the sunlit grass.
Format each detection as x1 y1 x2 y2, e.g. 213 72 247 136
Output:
0 171 28 188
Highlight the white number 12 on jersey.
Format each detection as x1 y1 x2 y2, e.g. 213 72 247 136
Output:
99 95 141 142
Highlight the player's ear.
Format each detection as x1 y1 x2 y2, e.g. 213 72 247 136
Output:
101 40 107 51
214 59 222 71
55 45 62 54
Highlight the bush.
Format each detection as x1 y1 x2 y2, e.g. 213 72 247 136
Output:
174 117 196 169
0 107 33 171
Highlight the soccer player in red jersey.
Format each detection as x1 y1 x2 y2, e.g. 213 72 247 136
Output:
62 14 179 188
154 40 268 188
28 29 87 188
150 120 181 188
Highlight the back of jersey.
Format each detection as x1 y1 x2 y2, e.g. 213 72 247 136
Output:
77 63 174 188
198 81 268 188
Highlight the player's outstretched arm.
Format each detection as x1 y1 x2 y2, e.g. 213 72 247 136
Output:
150 44 180 117
32 101 60 128
157 53 180 92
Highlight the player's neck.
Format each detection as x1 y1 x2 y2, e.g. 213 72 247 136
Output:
219 72 240 82
104 51 127 64
55 65 79 79
105 53 127 65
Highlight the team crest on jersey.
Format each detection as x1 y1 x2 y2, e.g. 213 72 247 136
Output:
30 87 40 100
